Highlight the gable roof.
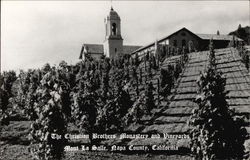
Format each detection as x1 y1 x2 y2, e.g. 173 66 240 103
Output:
196 34 243 41
82 44 141 54
131 27 200 54
131 27 244 55
83 44 104 54
163 27 201 41
79 44 103 59
79 44 142 59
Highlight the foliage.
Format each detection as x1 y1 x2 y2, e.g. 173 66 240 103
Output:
238 44 249 71
189 59 247 159
209 39 216 67
160 66 174 97
0 45 192 159
229 25 250 45
125 81 155 125
96 57 133 132
72 84 98 134
144 81 155 113
24 71 40 120
72 63 99 134
0 71 17 125
30 70 68 160
97 84 132 133
124 92 147 124
243 53 249 70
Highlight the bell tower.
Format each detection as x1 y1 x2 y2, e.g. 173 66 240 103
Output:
103 7 123 58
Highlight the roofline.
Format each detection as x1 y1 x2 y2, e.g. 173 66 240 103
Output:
131 27 201 54
123 45 142 47
158 27 202 43
195 33 244 41
130 27 245 55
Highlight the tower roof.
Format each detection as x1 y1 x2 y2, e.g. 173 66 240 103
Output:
108 7 120 20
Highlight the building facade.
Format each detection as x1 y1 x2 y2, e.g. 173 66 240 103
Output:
131 27 243 58
79 9 243 61
103 7 123 58
79 7 141 60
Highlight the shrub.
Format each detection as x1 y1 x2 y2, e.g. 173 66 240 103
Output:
124 93 147 125
160 66 174 97
144 81 155 113
72 76 98 134
96 85 132 133
189 66 247 160
30 71 68 160
0 71 17 125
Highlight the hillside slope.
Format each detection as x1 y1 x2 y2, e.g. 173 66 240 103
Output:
128 47 250 148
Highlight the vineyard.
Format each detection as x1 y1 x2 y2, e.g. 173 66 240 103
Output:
0 44 249 159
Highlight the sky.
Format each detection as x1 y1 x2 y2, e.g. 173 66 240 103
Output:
1 1 249 71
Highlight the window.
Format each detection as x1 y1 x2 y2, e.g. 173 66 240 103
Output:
173 40 177 47
115 48 117 53
166 39 169 45
182 39 186 47
112 23 117 35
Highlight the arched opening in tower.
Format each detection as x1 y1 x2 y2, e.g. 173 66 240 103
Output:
112 23 117 35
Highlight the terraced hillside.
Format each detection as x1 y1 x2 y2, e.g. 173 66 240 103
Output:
1 47 249 160
127 47 250 148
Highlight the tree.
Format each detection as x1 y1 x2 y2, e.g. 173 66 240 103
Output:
14 70 32 118
124 94 146 125
209 39 216 66
131 66 139 96
72 69 99 135
182 46 189 62
174 61 182 80
160 45 167 62
160 66 174 97
189 66 247 160
101 69 110 99
244 54 249 71
144 81 155 113
56 68 72 120
96 84 132 133
30 70 68 160
0 71 17 125
24 70 40 120
238 24 242 30
42 63 51 75
139 68 143 84
134 53 140 67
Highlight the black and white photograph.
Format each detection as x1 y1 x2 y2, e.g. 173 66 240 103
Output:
0 0 250 159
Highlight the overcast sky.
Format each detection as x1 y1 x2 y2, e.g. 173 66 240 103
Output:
1 1 249 71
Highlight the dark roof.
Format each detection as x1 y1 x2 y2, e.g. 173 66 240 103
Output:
84 44 103 54
162 27 201 41
196 34 243 41
80 44 141 57
109 7 120 20
123 45 142 54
